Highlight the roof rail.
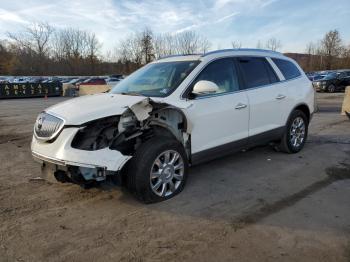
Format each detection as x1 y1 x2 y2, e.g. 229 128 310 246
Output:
202 48 282 57
158 53 201 60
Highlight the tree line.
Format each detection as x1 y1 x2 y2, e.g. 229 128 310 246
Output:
0 21 349 76
303 30 350 71
0 22 211 76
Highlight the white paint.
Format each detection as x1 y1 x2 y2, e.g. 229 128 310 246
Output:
31 49 315 173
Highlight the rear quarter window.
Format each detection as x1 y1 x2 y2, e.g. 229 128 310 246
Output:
272 58 301 80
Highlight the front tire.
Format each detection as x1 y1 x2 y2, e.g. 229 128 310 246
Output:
127 136 189 203
328 84 336 93
278 110 308 153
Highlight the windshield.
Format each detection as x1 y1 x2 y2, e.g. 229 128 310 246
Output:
322 72 337 80
111 60 200 97
313 75 325 81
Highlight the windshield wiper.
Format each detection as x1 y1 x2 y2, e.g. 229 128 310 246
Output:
120 92 144 97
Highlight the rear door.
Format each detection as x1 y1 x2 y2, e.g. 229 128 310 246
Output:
237 57 288 140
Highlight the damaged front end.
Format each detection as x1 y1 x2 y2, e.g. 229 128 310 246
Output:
32 97 190 186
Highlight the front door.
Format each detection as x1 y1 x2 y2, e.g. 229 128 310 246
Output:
183 58 249 161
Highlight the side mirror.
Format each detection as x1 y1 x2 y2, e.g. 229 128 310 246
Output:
192 80 219 95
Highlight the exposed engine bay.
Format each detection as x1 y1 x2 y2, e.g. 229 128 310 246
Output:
71 99 189 155
63 98 190 184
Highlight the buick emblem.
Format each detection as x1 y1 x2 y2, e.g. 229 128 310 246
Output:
37 116 45 130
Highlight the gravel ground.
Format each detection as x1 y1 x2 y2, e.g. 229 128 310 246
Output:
0 93 349 262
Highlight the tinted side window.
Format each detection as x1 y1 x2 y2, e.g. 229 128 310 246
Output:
238 57 278 89
193 58 240 96
272 58 301 80
338 72 346 78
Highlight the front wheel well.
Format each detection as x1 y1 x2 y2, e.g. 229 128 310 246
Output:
293 104 310 123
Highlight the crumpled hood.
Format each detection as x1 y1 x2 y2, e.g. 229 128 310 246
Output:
46 93 148 125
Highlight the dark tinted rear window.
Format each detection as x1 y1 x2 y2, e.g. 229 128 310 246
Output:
238 57 279 89
272 58 301 80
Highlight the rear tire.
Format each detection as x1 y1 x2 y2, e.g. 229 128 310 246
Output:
127 136 189 203
278 110 308 153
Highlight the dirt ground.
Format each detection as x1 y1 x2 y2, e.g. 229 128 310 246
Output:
0 93 349 262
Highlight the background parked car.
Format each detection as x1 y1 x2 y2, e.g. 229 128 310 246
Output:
306 72 317 81
12 77 30 84
336 70 350 87
0 77 9 83
80 78 106 85
313 70 350 92
106 77 121 86
109 74 124 79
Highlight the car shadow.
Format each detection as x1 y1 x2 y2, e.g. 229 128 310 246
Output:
114 142 350 233
52 137 349 234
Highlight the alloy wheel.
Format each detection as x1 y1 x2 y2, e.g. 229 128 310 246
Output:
290 116 306 148
150 150 184 197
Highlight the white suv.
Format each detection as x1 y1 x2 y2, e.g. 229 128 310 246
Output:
31 49 315 203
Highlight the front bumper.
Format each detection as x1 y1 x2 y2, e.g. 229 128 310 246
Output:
31 127 131 171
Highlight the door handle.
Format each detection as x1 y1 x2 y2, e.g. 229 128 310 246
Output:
276 94 286 100
235 103 247 110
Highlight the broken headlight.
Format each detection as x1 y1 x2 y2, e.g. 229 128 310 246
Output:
71 116 120 150
118 110 138 133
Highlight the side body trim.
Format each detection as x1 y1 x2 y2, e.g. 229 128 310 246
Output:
191 126 285 165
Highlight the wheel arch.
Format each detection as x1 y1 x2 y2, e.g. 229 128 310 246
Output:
289 103 311 124
118 106 191 172
150 105 189 133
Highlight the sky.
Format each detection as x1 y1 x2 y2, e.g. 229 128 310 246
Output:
0 0 349 55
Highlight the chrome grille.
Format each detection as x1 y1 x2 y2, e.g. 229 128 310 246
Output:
34 112 64 140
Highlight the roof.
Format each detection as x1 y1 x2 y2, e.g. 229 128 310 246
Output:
154 54 202 63
155 48 285 63
335 69 350 72
202 48 282 57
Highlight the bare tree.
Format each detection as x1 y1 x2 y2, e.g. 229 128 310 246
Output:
7 22 53 56
256 40 263 49
7 22 54 74
154 31 210 58
117 28 155 67
154 33 174 59
51 31 65 61
231 40 242 49
140 28 154 64
86 32 101 74
305 42 316 71
198 35 211 54
118 29 210 66
118 34 142 65
174 31 211 54
49 27 102 74
0 40 16 75
175 31 198 54
266 37 282 51
341 44 350 69
320 30 343 70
